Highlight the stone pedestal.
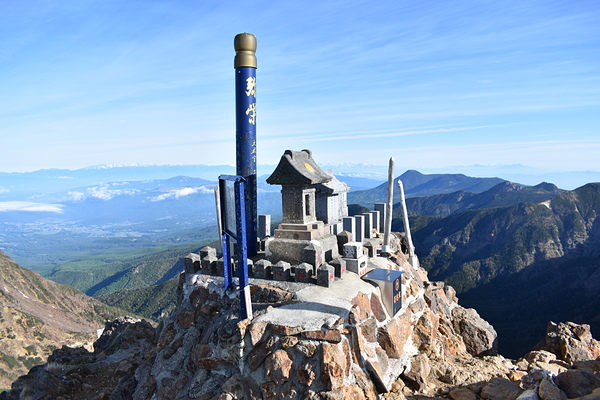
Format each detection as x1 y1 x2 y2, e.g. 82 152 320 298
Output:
266 234 340 266
345 255 369 277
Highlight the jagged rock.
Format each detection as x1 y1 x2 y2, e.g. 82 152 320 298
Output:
1 318 156 400
413 308 441 357
522 369 554 390
302 329 342 343
403 353 431 392
370 292 387 322
517 350 568 377
296 340 317 357
554 369 600 399
538 379 567 400
353 364 378 400
280 335 299 349
251 285 294 303
320 385 367 400
94 316 155 355
571 388 600 400
533 322 600 363
265 349 293 384
525 350 557 364
449 387 478 400
322 342 347 390
247 333 279 370
378 312 412 358
480 377 523 400
297 358 318 386
451 307 498 356
516 389 541 400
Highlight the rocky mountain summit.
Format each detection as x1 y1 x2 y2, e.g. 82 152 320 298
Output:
2 246 599 399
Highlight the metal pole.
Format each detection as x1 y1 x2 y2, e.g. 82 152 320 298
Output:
397 179 417 268
382 157 394 254
234 33 258 257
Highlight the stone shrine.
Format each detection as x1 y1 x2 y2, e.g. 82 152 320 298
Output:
264 149 343 265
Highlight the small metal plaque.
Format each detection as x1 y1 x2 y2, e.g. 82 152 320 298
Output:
363 268 403 317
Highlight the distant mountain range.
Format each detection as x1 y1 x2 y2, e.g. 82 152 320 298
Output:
399 181 564 218
0 250 126 389
348 169 506 207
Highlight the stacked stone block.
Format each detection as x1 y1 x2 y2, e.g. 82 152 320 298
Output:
343 242 368 277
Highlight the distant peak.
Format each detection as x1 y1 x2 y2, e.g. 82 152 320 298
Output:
84 163 146 170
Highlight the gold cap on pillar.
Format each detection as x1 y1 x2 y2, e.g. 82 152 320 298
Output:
234 33 257 68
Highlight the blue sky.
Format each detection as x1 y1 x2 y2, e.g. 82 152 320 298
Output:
1 0 599 175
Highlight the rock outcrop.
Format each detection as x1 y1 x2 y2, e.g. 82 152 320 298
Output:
2 250 599 400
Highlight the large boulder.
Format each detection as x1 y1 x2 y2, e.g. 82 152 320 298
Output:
533 322 600 363
452 307 498 356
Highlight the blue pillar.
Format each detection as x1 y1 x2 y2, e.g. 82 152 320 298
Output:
234 33 257 257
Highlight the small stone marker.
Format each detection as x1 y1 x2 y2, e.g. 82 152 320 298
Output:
317 263 335 287
216 257 226 277
374 203 386 232
303 242 323 268
199 246 217 259
273 260 292 281
371 210 380 233
363 242 377 258
295 262 314 282
184 253 201 275
343 242 363 259
354 215 365 242
361 212 373 239
253 259 272 279
331 221 343 235
346 256 368 277
342 217 356 239
328 258 346 278
201 255 218 275
336 231 352 254
258 214 271 239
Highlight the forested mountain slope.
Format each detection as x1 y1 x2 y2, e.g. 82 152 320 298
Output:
410 183 600 356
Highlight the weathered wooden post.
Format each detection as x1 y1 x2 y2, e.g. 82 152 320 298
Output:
397 179 418 268
234 33 258 257
382 157 395 254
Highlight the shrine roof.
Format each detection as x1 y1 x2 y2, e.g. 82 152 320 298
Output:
316 174 350 194
266 149 332 186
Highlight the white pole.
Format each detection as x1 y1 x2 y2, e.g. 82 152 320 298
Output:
382 157 394 254
397 179 418 268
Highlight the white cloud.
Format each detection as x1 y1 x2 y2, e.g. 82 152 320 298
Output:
68 191 86 201
87 185 140 200
150 186 213 202
0 188 9 194
0 201 64 213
